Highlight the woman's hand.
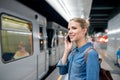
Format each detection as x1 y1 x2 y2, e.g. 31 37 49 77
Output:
64 36 73 54
62 35 73 65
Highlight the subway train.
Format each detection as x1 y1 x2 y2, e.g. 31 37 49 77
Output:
47 22 67 66
0 0 67 80
107 13 120 63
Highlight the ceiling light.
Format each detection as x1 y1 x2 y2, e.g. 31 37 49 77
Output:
46 0 92 22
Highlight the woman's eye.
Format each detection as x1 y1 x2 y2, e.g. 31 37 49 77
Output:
72 27 77 29
68 28 70 31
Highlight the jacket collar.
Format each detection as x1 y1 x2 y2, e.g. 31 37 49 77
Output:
76 42 93 53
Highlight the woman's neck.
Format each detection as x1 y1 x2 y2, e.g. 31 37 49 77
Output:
76 38 87 48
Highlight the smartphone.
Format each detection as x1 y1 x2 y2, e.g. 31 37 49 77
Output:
67 36 71 42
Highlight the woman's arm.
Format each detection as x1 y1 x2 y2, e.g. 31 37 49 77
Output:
57 59 69 75
86 50 100 80
57 36 73 75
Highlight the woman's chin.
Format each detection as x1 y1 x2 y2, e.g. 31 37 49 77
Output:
70 39 74 42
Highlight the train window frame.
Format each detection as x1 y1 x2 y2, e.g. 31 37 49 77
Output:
0 13 33 63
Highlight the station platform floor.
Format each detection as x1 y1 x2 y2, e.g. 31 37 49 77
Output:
45 45 120 80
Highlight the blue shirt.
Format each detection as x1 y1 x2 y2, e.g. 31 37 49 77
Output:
116 50 120 58
57 42 100 80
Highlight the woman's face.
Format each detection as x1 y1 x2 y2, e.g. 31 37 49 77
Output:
18 45 25 51
68 20 86 42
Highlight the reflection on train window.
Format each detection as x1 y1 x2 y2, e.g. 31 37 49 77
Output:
1 14 32 32
0 14 33 63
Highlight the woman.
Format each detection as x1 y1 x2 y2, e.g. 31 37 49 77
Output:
57 18 100 80
14 41 29 59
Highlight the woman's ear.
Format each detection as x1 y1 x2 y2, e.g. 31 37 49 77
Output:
83 28 87 35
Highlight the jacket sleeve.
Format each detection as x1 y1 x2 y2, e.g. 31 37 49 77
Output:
57 59 69 75
86 50 100 80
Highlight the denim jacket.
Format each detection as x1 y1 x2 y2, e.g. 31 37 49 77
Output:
57 42 100 80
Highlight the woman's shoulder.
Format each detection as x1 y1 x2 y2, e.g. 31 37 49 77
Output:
87 48 98 57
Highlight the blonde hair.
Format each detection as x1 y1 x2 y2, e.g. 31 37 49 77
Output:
70 18 90 37
18 41 26 47
118 47 120 49
70 18 90 29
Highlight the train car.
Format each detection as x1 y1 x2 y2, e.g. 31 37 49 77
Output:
46 21 77 68
0 0 49 80
47 22 67 66
47 22 58 66
107 13 120 63
58 25 68 59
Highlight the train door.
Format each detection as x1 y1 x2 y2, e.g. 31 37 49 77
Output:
60 29 68 58
47 28 56 66
0 13 36 80
38 25 49 79
47 22 61 66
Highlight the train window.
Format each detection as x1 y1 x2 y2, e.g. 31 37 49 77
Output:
40 26 47 50
39 27 44 50
59 31 64 45
39 27 43 37
47 29 54 48
0 14 33 63
1 14 32 32
56 31 59 46
53 38 56 47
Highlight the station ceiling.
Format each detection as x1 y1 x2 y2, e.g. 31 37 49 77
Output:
17 0 120 34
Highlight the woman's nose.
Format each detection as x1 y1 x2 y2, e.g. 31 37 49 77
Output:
68 29 72 34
